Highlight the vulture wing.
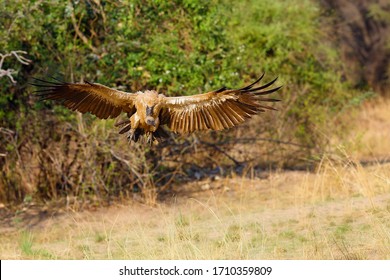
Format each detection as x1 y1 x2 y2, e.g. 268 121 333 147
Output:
33 79 136 119
160 74 281 134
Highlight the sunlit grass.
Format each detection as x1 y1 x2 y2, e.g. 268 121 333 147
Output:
336 98 390 159
1 154 389 260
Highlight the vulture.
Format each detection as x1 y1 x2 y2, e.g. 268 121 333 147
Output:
33 74 281 144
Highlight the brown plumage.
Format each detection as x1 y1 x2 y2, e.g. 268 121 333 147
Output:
33 74 281 144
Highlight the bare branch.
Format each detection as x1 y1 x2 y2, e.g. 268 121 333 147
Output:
68 1 99 54
0 50 31 84
110 149 145 186
0 69 17 83
11 50 32 65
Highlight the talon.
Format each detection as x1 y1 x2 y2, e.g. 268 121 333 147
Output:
147 134 153 145
127 129 136 142
127 128 142 142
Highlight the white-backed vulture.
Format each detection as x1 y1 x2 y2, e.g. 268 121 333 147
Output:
33 74 281 143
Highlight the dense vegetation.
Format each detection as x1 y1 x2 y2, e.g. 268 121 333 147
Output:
0 0 385 205
323 0 390 95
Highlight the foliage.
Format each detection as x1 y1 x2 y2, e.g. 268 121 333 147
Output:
224 0 355 146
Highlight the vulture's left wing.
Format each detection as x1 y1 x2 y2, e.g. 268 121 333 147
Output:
33 79 137 119
160 74 281 134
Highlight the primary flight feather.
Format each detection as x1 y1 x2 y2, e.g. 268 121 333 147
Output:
33 74 281 143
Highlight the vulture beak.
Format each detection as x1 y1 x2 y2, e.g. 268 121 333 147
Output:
146 117 156 127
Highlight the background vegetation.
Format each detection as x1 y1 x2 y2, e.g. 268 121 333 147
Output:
0 0 388 206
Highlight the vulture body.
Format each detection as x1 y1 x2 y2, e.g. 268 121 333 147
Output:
33 74 281 144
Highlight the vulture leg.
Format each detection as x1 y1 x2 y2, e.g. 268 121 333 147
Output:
127 113 142 142
146 133 153 145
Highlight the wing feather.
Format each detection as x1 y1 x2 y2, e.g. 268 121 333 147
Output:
94 99 105 117
200 108 212 128
161 74 281 133
222 102 240 125
33 79 136 119
189 111 194 131
185 112 191 132
216 104 232 128
102 102 111 118
208 106 223 130
225 101 245 123
78 95 93 113
196 111 202 130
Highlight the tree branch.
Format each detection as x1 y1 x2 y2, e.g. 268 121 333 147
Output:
69 1 99 54
0 50 31 84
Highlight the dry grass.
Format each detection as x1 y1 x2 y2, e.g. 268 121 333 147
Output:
1 160 389 260
0 99 389 260
339 97 390 160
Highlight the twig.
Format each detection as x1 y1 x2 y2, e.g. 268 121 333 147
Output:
10 51 31 65
0 50 31 83
199 139 241 166
110 149 145 186
68 0 99 54
0 127 16 135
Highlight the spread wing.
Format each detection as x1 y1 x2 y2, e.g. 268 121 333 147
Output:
160 74 281 134
33 78 137 119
